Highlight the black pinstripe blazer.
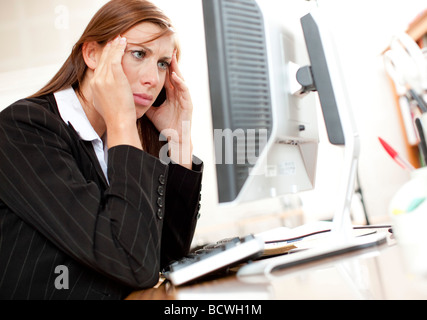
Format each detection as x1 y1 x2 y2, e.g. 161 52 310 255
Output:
0 94 203 300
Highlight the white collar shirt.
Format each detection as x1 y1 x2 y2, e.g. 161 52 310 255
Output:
54 87 109 183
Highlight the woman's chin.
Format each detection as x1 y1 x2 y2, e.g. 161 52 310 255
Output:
135 105 151 119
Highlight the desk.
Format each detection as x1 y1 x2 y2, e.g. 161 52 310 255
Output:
127 233 427 300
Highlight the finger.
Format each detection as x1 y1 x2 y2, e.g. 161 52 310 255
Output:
98 36 125 68
110 37 127 80
100 37 121 61
96 37 126 84
170 71 189 92
95 41 113 76
112 36 127 60
94 37 122 81
165 68 174 90
163 69 175 101
170 72 192 107
169 50 184 80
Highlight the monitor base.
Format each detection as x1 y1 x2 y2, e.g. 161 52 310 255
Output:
237 232 387 277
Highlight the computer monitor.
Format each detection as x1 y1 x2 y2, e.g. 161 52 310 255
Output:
202 0 386 274
203 0 319 205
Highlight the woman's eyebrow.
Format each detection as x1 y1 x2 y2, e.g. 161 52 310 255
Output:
127 42 172 61
127 43 152 52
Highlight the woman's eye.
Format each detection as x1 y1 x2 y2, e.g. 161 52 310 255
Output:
131 50 145 60
158 61 170 70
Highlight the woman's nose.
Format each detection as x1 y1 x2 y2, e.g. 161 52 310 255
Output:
140 62 160 87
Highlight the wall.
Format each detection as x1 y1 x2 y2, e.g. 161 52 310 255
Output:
1 0 426 242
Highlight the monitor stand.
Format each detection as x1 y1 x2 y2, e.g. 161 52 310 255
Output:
237 132 387 278
237 142 387 278
237 85 387 279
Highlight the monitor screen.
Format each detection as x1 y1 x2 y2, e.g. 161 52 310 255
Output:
202 0 321 204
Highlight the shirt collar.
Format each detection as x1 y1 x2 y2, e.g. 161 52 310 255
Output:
54 87 101 142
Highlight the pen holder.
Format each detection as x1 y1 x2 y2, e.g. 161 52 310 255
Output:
389 167 427 277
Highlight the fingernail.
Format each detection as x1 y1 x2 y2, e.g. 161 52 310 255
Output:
120 37 127 45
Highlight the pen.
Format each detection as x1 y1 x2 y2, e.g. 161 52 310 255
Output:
415 118 427 166
378 137 415 171
408 88 427 113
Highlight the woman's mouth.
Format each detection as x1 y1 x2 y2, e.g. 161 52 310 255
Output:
133 93 153 107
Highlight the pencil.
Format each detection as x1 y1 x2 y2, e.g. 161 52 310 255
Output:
415 118 427 165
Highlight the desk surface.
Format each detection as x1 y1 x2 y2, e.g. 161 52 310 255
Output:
127 232 427 300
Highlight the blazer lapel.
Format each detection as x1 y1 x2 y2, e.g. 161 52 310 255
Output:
68 123 109 190
80 139 109 189
45 93 109 190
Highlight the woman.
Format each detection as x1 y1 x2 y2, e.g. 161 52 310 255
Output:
0 0 202 300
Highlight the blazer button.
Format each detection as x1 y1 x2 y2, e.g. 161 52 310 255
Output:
157 208 164 220
158 174 166 185
157 185 164 196
157 197 163 208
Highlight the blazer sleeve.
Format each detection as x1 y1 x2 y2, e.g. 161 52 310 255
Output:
160 158 203 268
0 100 201 289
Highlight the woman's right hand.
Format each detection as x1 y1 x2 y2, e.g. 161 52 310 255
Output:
90 36 142 150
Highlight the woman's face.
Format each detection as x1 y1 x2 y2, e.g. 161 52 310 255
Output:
120 22 175 118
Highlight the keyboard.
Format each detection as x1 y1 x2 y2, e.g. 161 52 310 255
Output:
163 235 265 286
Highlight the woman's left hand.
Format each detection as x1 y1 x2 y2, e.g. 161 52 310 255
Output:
145 51 194 168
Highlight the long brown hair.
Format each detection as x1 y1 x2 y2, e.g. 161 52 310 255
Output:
31 0 179 156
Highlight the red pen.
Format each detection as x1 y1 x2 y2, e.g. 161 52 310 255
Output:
378 137 415 171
